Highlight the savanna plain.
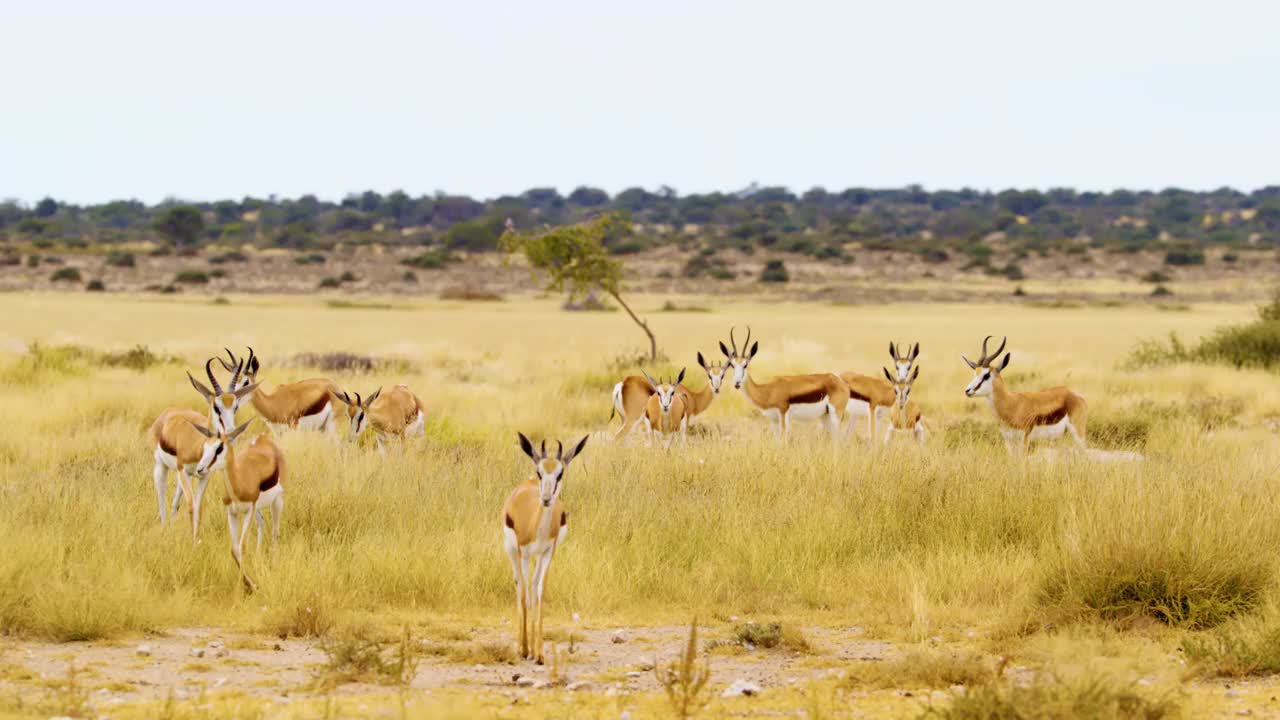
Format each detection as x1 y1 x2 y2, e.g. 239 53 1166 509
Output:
3 292 1280 719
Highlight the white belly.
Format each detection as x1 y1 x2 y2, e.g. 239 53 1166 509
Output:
155 446 179 470
296 403 332 431
405 411 425 437
787 400 830 421
846 398 872 418
1004 416 1071 443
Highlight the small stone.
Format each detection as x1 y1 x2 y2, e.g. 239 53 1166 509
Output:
207 640 225 650
1238 710 1252 717
516 677 537 687
532 680 550 690
212 677 227 688
213 648 230 659
625 671 644 679
135 644 152 657
1226 690 1241 699
567 681 593 692
721 679 762 697
611 630 627 644
929 636 943 645
572 612 581 622
635 659 655 671
189 647 205 658
472 664 486 671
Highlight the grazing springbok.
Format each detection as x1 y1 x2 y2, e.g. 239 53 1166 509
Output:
641 369 690 446
963 336 1087 453
502 433 589 664
221 347 343 432
336 385 426 448
721 327 849 439
150 359 256 541
608 352 722 441
188 419 286 593
881 365 927 445
840 342 920 442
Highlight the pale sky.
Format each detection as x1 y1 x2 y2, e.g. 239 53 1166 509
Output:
1 0 1276 205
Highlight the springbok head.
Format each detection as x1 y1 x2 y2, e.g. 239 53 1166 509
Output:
517 433 589 508
962 335 1010 398
883 364 920 410
718 326 759 390
889 341 920 383
187 418 253 477
217 346 260 391
642 368 685 414
336 388 382 440
696 352 727 395
188 357 258 433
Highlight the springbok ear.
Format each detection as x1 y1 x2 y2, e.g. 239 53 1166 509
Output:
910 365 920 383
187 372 214 401
185 419 215 439
233 381 260 399
747 341 759 360
883 367 894 382
719 341 731 358
228 419 253 442
910 343 920 361
696 351 708 370
962 355 977 370
517 432 538 462
997 353 1012 373
366 388 382 406
676 367 686 385
888 342 897 360
640 370 659 393
563 434 589 466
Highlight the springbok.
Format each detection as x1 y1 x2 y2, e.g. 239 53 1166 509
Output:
641 369 690 446
881 365 926 445
150 359 256 541
186 357 258 435
840 342 920 441
188 419 285 593
221 347 343 432
336 385 426 448
963 336 1087 453
608 352 722 441
721 327 849 439
502 433 589 664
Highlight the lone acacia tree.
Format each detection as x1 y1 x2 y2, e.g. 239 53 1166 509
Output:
500 213 658 360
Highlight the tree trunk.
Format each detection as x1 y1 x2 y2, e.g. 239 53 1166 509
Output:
608 289 657 360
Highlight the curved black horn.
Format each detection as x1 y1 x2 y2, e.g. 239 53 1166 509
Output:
728 326 738 355
744 326 753 351
205 358 223 396
557 440 564 459
978 335 993 365
229 358 244 389
217 347 238 372
246 346 257 372
991 336 1007 363
541 439 547 457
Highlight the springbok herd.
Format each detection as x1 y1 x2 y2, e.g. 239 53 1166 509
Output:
147 330 1086 663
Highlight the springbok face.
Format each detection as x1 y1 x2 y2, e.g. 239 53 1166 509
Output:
696 352 726 394
884 364 920 409
962 336 1011 398
518 432 589 508
718 326 758 390
643 368 685 413
188 357 258 433
338 389 381 440
889 341 920 383
188 419 252 476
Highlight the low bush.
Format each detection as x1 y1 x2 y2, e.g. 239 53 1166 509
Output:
923 671 1182 719
85 279 105 292
50 267 82 283
761 259 789 283
401 249 455 269
1165 248 1205 266
1183 616 1280 678
173 270 209 284
105 251 135 268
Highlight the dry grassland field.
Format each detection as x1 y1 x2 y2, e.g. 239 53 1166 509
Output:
3 291 1280 719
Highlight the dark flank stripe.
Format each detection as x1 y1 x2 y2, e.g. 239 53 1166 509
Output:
560 512 567 527
1034 406 1068 427
505 513 515 529
300 394 330 419
848 389 870 403
258 466 280 492
790 388 827 405
159 436 177 456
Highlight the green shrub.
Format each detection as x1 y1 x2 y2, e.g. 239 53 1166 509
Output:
402 271 417 283
209 268 226 278
26 255 39 268
86 279 105 292
401 249 455 269
760 259 789 283
318 277 342 289
208 250 248 264
174 270 209 284
1141 270 1170 283
294 253 327 265
1183 618 1280 678
50 267 82 283
1001 263 1025 280
924 671 1182 720
1151 285 1173 297
105 251 135 268
338 271 357 283
1165 249 1205 266
1222 252 1239 263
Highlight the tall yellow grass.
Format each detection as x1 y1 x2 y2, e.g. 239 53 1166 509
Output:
0 293 1277 640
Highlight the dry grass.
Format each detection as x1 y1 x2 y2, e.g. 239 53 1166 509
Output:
0 294 1277 647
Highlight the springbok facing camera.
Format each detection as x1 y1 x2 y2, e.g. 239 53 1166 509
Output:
963 336 1088 454
609 352 722 441
882 365 926 445
641 369 690 447
502 433 589 664
188 419 285 593
841 342 920 442
336 385 426 448
721 327 849 439
221 347 344 432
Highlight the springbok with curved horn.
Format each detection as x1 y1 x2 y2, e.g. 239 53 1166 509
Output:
188 419 285 593
221 347 344 432
502 433 589 663
608 353 722 441
335 385 426 448
150 359 257 541
641 369 690 447
721 327 849 439
840 342 920 442
881 365 927 445
962 336 1087 454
